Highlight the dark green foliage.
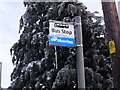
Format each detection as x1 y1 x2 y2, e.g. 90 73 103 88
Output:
8 0 113 90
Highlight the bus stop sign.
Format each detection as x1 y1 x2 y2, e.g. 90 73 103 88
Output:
49 20 76 47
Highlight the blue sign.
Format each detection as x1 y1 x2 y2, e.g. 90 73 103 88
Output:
49 36 76 47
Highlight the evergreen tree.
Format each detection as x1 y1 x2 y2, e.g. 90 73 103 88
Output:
8 0 113 90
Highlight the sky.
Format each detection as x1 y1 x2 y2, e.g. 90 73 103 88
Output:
0 0 119 88
0 0 25 88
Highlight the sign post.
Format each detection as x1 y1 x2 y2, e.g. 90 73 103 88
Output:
49 20 76 70
49 17 85 89
75 16 85 88
54 46 58 69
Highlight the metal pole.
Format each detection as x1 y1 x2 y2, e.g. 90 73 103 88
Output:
0 62 1 89
75 16 85 89
54 46 58 69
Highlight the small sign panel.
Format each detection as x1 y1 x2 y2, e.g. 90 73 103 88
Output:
49 20 76 47
108 41 116 54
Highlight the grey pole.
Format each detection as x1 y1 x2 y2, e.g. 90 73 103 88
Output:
75 16 85 89
0 62 2 89
54 46 58 69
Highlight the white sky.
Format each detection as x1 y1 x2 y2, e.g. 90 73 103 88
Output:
0 0 25 88
0 0 119 88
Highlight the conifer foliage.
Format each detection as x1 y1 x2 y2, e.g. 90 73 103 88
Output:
8 0 113 90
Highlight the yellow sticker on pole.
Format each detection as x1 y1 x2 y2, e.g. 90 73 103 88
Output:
108 41 116 54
